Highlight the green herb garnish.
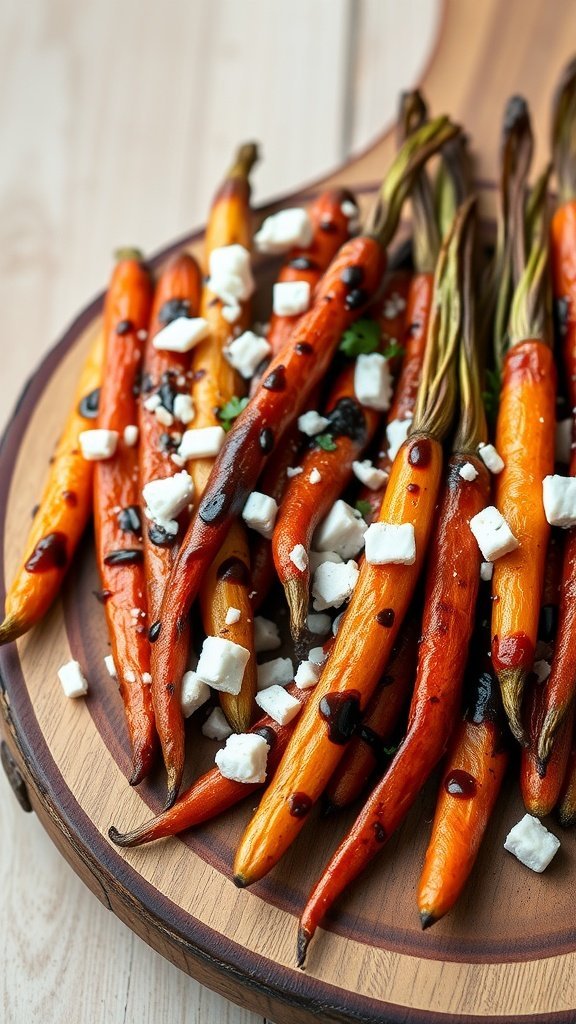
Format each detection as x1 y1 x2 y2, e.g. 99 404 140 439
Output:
339 319 380 357
217 395 248 431
355 499 372 519
382 340 405 359
315 433 337 452
382 744 399 757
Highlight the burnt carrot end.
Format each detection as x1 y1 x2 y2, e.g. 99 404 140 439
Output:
557 732 576 828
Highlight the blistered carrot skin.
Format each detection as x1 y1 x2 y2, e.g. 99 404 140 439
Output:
94 254 155 786
0 334 105 645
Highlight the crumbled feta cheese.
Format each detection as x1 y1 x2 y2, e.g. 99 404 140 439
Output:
104 655 117 679
312 559 359 611
556 418 573 464
142 471 194 536
309 646 327 666
273 280 311 316
364 522 416 565
173 394 195 424
123 424 139 447
294 660 321 689
307 612 331 636
242 492 278 538
57 660 88 698
314 499 367 559
224 330 271 379
202 707 233 741
155 405 174 427
181 670 211 718
196 636 250 695
352 459 388 490
533 659 551 684
178 426 226 460
79 429 118 461
254 208 313 254
332 611 345 635
137 329 148 341
153 316 210 353
215 733 269 784
469 506 519 561
386 417 412 460
124 670 136 683
297 410 330 436
286 466 303 478
309 468 322 485
221 303 241 323
142 672 152 685
254 615 281 653
171 454 185 468
543 475 576 528
478 443 505 474
504 813 560 872
255 684 301 725
354 353 392 411
341 198 360 230
208 244 254 306
144 394 162 412
256 656 294 691
459 462 479 482
225 606 241 625
480 561 493 581
309 550 343 573
289 544 308 572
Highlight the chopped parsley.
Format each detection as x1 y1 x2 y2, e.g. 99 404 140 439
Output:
339 319 380 357
217 395 248 432
315 433 337 451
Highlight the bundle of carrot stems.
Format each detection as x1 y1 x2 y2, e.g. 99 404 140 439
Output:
3 57 576 962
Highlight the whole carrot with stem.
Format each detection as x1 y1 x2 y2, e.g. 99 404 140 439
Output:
233 194 466 894
296 199 488 965
0 333 104 645
150 117 460 735
94 250 155 785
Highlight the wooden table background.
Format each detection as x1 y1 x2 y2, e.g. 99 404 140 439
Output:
0 2 440 1021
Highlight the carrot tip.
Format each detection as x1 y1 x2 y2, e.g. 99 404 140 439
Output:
296 926 311 969
499 669 529 746
232 873 248 889
285 578 309 649
420 911 437 931
108 826 129 847
537 709 562 767
0 617 24 646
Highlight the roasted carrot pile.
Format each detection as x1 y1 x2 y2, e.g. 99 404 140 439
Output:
6 63 576 962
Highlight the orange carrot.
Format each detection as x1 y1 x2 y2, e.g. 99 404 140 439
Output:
557 721 576 827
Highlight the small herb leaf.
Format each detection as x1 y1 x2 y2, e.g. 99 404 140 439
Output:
355 499 372 519
339 319 381 357
382 341 405 359
315 433 337 451
217 395 248 432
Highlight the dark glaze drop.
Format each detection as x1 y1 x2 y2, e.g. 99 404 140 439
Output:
320 219 337 234
288 792 313 818
78 388 100 419
199 490 231 525
25 532 67 573
345 288 368 311
159 372 177 413
376 608 395 627
148 523 177 547
149 620 162 642
262 366 286 392
158 298 190 324
259 428 274 453
93 588 112 604
295 342 313 356
319 690 361 744
62 490 78 507
31 503 40 518
407 483 420 494
444 770 477 799
118 505 142 534
116 319 134 335
254 726 276 749
408 438 432 468
217 557 250 587
103 548 143 566
327 397 366 443
289 256 315 271
341 266 364 287
372 821 386 843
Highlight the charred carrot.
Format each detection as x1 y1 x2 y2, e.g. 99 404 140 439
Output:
0 333 104 645
557 723 576 827
150 118 460 738
139 252 202 803
94 250 155 785
233 195 466 893
295 200 488 964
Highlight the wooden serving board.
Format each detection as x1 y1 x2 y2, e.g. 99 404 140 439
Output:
3 2 576 1021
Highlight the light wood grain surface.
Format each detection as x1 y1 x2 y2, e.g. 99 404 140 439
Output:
0 2 439 1021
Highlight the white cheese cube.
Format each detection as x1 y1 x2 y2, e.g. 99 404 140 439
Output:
354 353 392 411
478 443 505 474
352 459 388 490
225 606 241 626
256 657 294 691
555 417 573 465
123 424 139 447
273 280 311 317
143 394 161 412
153 316 210 353
543 475 576 528
504 813 560 872
314 499 367 559
286 466 303 478
312 559 359 611
341 198 359 220
255 684 302 725
364 522 416 565
480 561 494 581
459 462 478 482
289 544 308 572
178 426 225 460
294 660 321 689
104 655 117 679
209 244 254 305
57 659 88 698
309 468 322 484
254 615 282 653
202 707 233 741
221 302 241 324
215 733 269 784
142 470 194 535
155 405 174 427
79 429 118 461
254 208 313 254
196 636 250 695
307 612 331 636
309 550 343 573
309 646 327 665
386 417 412 460
173 394 195 424
533 659 551 684
469 506 519 561
242 492 278 539
224 330 271 379
181 670 211 718
297 410 330 436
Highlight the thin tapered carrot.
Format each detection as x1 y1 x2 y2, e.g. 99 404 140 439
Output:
150 118 460 741
94 251 155 785
295 199 487 965
537 59 576 765
233 195 467 894
139 252 202 804
0 333 104 645
557 722 576 827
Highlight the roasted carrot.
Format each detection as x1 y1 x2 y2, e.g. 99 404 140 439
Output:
94 251 155 785
233 195 466 893
0 333 104 645
150 118 460 741
295 199 488 965
557 722 576 827
139 252 202 804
